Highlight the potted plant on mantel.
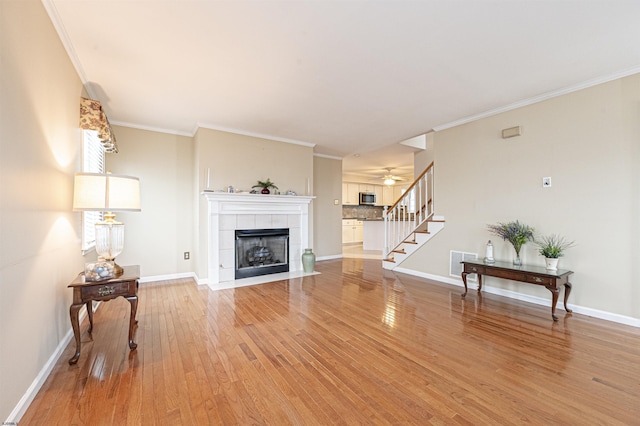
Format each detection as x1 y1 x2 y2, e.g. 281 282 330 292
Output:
535 234 575 270
252 178 278 194
487 220 535 266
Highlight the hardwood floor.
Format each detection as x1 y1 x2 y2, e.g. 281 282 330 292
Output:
21 258 640 425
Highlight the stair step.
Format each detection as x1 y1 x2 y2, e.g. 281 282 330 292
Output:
383 258 396 263
415 230 430 234
404 240 418 244
392 249 405 254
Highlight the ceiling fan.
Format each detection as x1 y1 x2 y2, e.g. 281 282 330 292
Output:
380 168 406 185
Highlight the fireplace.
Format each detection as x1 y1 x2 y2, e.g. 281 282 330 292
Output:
202 191 313 288
235 228 289 279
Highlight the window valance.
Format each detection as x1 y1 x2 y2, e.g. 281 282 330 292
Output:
79 97 118 153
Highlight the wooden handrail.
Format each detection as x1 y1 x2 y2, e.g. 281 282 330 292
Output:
388 161 434 211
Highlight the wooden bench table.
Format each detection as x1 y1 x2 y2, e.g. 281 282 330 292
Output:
461 259 573 321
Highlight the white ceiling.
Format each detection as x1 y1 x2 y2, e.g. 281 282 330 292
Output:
45 0 640 181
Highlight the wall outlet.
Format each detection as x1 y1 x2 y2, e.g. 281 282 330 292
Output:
184 251 190 260
542 177 552 187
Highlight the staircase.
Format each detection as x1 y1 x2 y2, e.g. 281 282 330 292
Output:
383 162 445 270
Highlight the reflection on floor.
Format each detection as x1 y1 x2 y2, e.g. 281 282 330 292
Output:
342 243 382 259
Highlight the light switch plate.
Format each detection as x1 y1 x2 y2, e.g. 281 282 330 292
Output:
542 177 552 187
334 199 339 205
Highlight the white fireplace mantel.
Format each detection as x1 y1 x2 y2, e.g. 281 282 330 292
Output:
202 191 314 289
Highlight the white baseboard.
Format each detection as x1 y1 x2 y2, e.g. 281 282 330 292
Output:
393 267 640 327
316 254 343 261
138 272 198 284
6 306 93 424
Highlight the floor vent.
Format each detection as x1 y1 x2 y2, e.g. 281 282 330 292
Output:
450 250 477 282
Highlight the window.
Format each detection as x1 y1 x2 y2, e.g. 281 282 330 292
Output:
80 130 105 252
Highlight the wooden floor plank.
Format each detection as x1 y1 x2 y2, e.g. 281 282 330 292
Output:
19 259 640 425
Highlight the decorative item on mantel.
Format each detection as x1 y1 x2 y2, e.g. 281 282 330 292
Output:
487 220 535 266
302 248 316 273
535 234 575 270
252 178 278 194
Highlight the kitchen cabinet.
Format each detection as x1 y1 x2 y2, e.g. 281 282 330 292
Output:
382 185 395 206
374 185 384 206
358 184 375 193
342 219 363 243
342 183 360 205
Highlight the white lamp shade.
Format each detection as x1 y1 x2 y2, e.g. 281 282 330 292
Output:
73 173 141 211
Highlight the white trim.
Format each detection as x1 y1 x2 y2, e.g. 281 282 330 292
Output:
433 67 640 132
138 272 198 284
110 120 193 137
316 254 343 261
6 306 93 424
196 122 316 148
393 267 640 328
313 153 343 161
108 120 319 151
41 0 91 91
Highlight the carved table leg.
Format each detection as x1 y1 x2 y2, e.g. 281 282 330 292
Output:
564 282 573 313
69 304 83 365
477 274 483 293
548 286 560 321
86 301 94 334
126 295 138 350
461 272 468 297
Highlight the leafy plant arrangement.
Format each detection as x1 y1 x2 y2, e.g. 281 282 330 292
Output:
252 178 278 194
487 220 535 265
535 234 575 259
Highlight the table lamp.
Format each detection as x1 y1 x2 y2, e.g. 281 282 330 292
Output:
73 173 141 275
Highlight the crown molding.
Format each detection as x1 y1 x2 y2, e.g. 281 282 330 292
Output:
196 122 316 148
433 66 640 132
109 120 193 137
313 153 343 160
42 0 96 98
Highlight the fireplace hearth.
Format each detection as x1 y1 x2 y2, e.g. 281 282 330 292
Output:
235 228 289 279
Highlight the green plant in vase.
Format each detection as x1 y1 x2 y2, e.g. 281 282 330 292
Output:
535 234 575 270
487 220 535 266
252 178 278 194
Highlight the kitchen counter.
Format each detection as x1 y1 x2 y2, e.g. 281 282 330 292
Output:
363 220 384 251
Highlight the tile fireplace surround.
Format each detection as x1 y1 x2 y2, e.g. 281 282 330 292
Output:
202 191 314 289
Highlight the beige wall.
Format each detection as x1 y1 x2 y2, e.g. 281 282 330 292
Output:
194 128 315 279
313 156 343 258
401 74 640 319
0 1 86 419
413 131 434 176
108 126 194 277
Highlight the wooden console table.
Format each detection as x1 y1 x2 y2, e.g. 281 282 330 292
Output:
461 259 573 321
68 265 140 365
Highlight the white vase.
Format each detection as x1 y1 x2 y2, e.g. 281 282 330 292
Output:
545 258 559 270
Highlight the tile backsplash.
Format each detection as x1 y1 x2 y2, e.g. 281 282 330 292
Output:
342 205 384 219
